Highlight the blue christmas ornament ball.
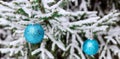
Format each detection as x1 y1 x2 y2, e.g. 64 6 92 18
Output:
24 23 44 44
82 39 99 55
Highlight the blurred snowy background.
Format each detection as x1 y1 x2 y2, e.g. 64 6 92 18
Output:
0 0 120 59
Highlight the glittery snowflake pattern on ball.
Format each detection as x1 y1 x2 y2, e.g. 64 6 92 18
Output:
82 39 99 55
24 23 44 44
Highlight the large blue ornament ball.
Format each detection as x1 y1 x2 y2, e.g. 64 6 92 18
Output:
82 39 99 55
24 23 44 44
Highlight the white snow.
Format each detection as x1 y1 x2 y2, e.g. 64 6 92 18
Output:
0 0 120 59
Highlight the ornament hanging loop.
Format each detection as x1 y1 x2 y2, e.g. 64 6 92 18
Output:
30 18 36 24
89 28 93 40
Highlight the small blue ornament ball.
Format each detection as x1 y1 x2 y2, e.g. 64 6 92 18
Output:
82 39 99 55
24 23 44 44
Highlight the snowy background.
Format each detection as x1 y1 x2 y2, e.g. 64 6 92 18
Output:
0 0 120 59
